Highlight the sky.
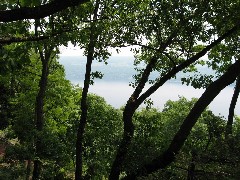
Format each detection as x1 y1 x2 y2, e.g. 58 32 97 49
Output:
60 43 135 57
58 43 239 118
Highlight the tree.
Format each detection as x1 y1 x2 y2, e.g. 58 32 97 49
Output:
226 76 240 137
74 1 100 178
120 95 240 179
124 59 240 179
2 0 240 179
32 45 55 179
0 41 76 178
206 31 240 138
79 93 123 178
109 0 240 178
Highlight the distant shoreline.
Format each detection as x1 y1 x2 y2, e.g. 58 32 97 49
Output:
71 80 237 118
59 56 239 118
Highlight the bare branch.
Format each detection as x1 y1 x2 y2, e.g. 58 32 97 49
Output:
0 35 52 44
0 27 79 45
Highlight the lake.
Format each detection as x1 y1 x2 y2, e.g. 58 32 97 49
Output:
58 55 240 118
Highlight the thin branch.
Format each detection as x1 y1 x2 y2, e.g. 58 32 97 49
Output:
162 52 177 68
0 35 52 44
136 22 240 107
131 43 158 51
131 31 178 101
0 27 79 44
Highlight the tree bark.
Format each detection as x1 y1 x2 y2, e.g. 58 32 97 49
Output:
25 159 32 180
109 32 177 179
32 49 51 180
75 1 99 179
108 103 136 180
0 0 88 22
75 49 94 180
225 75 240 137
187 151 197 180
109 56 159 179
123 60 240 179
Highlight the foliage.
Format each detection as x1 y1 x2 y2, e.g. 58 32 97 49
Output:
81 94 123 178
1 0 240 179
0 42 77 178
125 97 240 179
0 43 123 178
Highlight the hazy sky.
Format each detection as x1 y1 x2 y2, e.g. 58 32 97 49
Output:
60 43 135 57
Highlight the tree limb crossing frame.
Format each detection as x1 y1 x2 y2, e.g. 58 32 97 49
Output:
0 0 89 22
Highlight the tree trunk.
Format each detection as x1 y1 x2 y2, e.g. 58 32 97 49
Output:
32 50 50 180
75 1 99 179
187 151 197 180
123 60 240 179
225 75 240 137
109 57 159 179
75 53 94 180
109 33 178 179
110 24 240 179
109 104 135 179
25 159 32 180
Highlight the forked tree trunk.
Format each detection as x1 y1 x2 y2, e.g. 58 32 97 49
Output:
109 57 159 179
113 25 240 179
123 60 240 179
109 34 176 180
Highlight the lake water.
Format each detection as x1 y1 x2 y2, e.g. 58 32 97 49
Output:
58 55 240 118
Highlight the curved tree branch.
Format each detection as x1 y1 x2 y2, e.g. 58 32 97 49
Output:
136 22 240 107
0 27 79 45
124 60 240 179
109 32 177 180
225 75 240 137
0 35 53 44
0 0 88 22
